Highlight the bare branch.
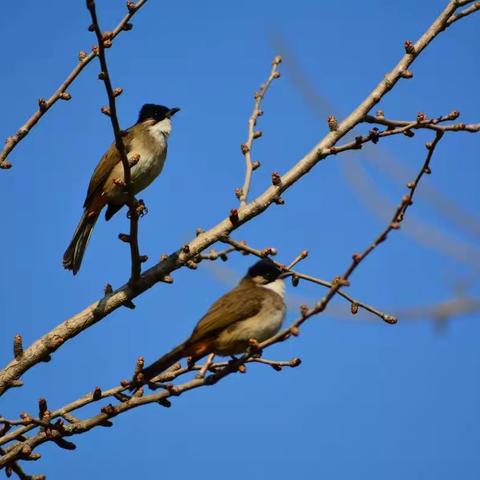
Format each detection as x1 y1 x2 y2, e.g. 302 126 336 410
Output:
238 56 282 206
0 0 477 399
0 0 148 170
221 236 397 324
86 0 143 281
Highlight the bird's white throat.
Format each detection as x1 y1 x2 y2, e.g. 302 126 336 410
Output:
260 279 285 298
148 118 172 139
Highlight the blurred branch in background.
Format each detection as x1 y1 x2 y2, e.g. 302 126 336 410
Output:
269 29 480 327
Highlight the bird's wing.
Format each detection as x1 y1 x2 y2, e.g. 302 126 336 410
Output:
83 127 135 208
188 284 264 343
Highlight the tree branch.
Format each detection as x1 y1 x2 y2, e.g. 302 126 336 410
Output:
86 0 143 281
0 129 445 467
237 56 282 206
0 0 477 398
0 0 148 170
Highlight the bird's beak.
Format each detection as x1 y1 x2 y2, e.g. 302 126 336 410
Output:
166 107 180 118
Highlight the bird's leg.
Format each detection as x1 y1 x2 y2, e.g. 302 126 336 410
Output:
196 353 215 379
247 338 263 357
126 198 148 218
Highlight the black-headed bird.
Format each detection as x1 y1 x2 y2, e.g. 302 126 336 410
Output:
63 104 180 274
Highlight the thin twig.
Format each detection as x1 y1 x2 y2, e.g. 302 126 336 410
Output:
238 56 282 207
221 237 397 324
86 0 142 280
0 0 148 170
261 131 445 350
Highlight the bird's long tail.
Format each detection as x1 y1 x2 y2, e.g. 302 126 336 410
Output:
141 342 188 381
63 209 99 275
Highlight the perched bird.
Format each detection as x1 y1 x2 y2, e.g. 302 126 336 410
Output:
63 104 180 274
140 259 289 382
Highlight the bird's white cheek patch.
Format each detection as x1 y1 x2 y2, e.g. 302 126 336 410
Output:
260 279 285 298
149 118 172 139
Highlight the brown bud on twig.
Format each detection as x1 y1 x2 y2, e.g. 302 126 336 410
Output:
38 98 48 112
375 109 384 118
127 1 138 12
103 31 114 41
139 255 148 263
186 260 198 270
101 106 111 116
101 404 117 416
234 187 243 199
92 387 102 401
253 130 262 139
351 302 359 314
272 71 281 79
404 40 415 54
59 92 72 101
103 283 113 295
52 437 76 450
88 24 95 32
271 171 282 186
237 364 247 374
291 275 299 287
78 50 87 61
158 398 172 408
401 70 413 79
423 166 432 175
352 253 362 263
118 233 131 243
240 143 249 154
20 412 32 424
274 197 285 205
449 110 460 120
402 195 413 205
290 357 302 367
113 87 123 97
333 276 350 287
416 112 427 122
252 160 261 170
300 304 309 318
13 334 23 360
123 299 136 309
290 326 300 336
369 127 379 144
123 22 134 31
0 160 13 169
273 55 283 65
229 208 239 224
104 39 113 48
327 115 338 131
383 314 398 325
182 244 190 254
195 227 205 236
403 129 415 138
38 398 49 419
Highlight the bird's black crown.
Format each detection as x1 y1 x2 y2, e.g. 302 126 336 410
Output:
138 104 180 123
247 259 284 283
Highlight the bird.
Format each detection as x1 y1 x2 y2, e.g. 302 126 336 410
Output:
63 103 180 274
139 259 289 383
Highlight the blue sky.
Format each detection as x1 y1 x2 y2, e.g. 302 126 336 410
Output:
0 1 479 479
